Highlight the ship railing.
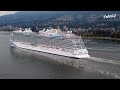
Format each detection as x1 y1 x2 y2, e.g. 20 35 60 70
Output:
20 42 31 45
36 44 63 50
33 43 72 51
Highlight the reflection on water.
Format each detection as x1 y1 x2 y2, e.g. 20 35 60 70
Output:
9 46 88 79
9 46 115 79
9 46 85 70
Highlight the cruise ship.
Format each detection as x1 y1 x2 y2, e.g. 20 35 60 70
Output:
10 28 90 59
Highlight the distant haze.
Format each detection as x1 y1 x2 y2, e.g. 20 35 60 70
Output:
0 11 19 16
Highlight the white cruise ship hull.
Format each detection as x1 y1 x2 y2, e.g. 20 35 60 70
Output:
11 41 90 59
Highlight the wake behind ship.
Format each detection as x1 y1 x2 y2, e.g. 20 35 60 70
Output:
10 28 90 59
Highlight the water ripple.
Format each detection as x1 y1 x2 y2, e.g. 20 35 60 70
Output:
89 57 120 65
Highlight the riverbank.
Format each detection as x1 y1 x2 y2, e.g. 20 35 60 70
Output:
82 36 120 41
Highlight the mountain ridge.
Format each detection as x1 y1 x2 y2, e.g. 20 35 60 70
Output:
0 11 120 28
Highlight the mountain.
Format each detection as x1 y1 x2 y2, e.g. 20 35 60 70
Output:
0 11 120 28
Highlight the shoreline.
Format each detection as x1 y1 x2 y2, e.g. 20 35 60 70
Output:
0 31 120 41
82 36 120 41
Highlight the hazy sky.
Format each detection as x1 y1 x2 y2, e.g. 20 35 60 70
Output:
0 11 18 16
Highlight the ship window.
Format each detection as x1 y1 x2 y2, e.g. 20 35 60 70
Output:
72 39 83 45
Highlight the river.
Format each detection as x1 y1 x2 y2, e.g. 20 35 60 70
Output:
0 31 120 79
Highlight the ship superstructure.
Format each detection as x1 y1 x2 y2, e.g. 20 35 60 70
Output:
10 28 90 58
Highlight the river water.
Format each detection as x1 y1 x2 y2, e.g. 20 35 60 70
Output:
0 31 120 79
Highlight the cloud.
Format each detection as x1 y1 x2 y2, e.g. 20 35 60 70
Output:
0 11 19 16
